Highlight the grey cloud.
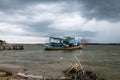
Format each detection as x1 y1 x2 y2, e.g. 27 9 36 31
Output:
79 0 120 22
0 0 53 12
0 0 120 43
1 0 120 22
0 0 76 13
0 1 72 37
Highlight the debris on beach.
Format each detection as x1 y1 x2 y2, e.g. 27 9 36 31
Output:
0 56 106 80
62 56 105 80
0 70 12 77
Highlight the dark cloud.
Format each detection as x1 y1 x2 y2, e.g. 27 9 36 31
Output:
79 0 120 22
0 0 77 13
0 0 120 22
26 22 52 36
0 0 53 12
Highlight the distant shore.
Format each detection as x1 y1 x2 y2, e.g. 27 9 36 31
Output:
86 43 120 45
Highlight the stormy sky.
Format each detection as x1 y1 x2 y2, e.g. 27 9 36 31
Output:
0 0 120 43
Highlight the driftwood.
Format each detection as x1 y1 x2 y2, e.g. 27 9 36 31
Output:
0 56 105 80
0 70 12 77
75 56 85 77
63 56 105 80
64 56 85 80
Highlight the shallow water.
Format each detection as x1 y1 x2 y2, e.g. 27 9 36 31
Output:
0 44 120 80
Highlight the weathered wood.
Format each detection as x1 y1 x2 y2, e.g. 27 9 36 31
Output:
74 56 84 75
74 56 85 80
0 45 24 50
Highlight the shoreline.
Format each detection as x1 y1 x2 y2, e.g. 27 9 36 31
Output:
0 62 106 80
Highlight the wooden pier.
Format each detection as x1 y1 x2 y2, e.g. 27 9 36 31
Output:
0 45 24 50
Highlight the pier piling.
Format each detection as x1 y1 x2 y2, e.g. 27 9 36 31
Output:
0 45 24 50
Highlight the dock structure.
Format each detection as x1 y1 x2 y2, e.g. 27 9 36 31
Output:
0 45 24 50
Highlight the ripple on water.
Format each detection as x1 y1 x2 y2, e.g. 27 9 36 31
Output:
0 45 120 80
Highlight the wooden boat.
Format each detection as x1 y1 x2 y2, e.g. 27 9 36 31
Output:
45 45 84 50
45 37 86 50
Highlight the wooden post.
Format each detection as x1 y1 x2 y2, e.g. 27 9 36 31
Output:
74 56 85 80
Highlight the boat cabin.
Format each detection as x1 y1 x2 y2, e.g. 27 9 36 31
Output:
47 37 80 47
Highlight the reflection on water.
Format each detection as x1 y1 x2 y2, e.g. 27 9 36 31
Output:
0 44 120 80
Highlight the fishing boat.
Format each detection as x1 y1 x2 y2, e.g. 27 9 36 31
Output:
45 37 86 50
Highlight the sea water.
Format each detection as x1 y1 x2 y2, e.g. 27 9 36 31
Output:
0 44 120 80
